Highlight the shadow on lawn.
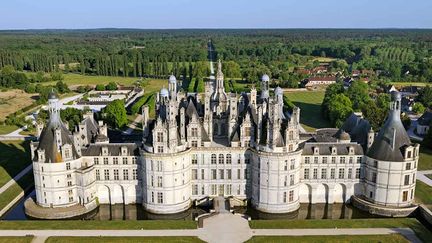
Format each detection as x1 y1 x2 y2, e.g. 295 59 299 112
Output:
0 140 32 190
291 101 332 130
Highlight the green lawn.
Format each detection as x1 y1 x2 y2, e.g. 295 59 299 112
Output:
249 218 431 243
0 237 33 243
418 147 432 171
0 125 19 135
285 91 331 131
0 220 197 230
43 73 139 86
415 180 432 210
0 172 34 212
247 234 408 243
391 82 429 87
0 141 31 188
46 237 204 243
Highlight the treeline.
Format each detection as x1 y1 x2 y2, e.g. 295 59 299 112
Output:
0 29 432 84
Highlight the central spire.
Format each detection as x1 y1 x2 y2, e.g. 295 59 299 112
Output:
216 59 224 92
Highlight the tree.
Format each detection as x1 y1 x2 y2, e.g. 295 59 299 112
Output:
362 100 387 130
105 82 118 91
55 81 70 93
412 103 426 115
347 81 370 110
222 61 241 78
321 82 345 119
102 99 128 129
328 94 353 127
50 72 64 81
418 85 432 108
422 122 432 150
95 84 105 91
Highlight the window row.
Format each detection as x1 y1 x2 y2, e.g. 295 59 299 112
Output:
94 157 137 165
192 184 245 196
304 168 360 180
304 156 361 164
96 169 137 181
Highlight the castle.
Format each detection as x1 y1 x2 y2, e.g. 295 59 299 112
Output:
26 60 419 219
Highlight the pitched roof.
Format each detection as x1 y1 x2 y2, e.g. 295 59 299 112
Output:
81 143 140 156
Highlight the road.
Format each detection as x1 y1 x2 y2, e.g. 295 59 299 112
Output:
417 170 432 186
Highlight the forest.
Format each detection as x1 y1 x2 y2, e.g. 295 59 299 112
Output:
0 29 432 89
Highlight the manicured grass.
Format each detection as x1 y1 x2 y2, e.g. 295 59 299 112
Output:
0 172 34 212
44 73 139 86
0 125 19 135
285 91 331 131
0 220 197 230
247 234 408 243
391 82 429 87
0 140 31 188
0 237 33 243
249 218 431 243
46 237 204 243
415 180 432 210
0 89 37 122
418 147 432 171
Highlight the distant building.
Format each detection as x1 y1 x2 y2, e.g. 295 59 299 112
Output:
417 111 432 135
303 76 337 88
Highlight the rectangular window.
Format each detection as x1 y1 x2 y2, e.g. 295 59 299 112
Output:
94 158 99 165
114 169 119 180
104 169 109 180
371 172 377 183
201 169 205 180
211 154 217 164
330 168 335 179
305 157 310 164
157 161 162 172
349 157 353 164
191 141 198 147
103 158 108 165
404 175 410 186
157 176 163 187
132 157 137 164
340 157 346 164
157 192 163 204
290 174 294 185
96 170 100 180
406 163 411 170
192 154 198 164
356 168 360 179
211 169 217 180
284 176 288 187
123 157 128 165
237 169 241 179
322 157 328 164
66 163 71 170
227 169 232 179
67 181 72 186
192 169 198 180
219 154 224 164
331 157 336 164
192 184 198 195
123 169 129 180
304 168 310 179
191 127 198 137
313 168 318 179
373 160 378 168
290 159 295 170
348 168 352 179
289 190 294 202
283 191 287 203
157 132 163 142
338 168 345 179
402 191 408 202
357 157 362 164
133 169 137 180
314 157 319 164
226 184 232 195
219 169 224 179
151 192 154 203
284 160 288 171
321 168 327 179
113 157 118 165
226 154 232 164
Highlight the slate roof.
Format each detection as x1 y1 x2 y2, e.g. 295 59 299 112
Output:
82 143 140 156
302 143 364 156
336 113 371 149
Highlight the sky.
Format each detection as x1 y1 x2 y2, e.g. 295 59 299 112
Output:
0 0 431 29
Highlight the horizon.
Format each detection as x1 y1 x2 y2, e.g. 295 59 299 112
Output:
1 0 431 29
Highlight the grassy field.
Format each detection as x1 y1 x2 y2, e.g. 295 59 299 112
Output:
44 73 139 86
0 171 33 212
0 237 33 243
391 82 429 87
247 234 408 243
285 91 331 131
415 180 432 210
0 140 31 188
0 125 19 135
426 174 432 180
0 220 197 230
0 89 38 122
249 218 431 243
418 147 432 171
46 237 204 243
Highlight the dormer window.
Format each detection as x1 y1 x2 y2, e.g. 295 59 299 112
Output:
314 147 319 155
102 147 108 156
65 149 70 159
349 146 354 155
331 147 337 155
122 147 127 155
